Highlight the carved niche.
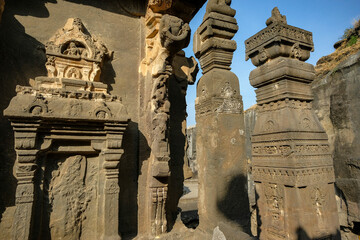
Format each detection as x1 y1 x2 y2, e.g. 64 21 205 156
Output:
4 17 129 240
40 18 111 93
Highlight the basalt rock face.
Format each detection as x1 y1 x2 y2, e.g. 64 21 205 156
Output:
313 50 360 240
194 1 252 239
245 8 340 240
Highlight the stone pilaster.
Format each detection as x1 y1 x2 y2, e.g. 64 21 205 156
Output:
96 123 126 240
245 8 340 240
194 1 251 238
12 122 39 240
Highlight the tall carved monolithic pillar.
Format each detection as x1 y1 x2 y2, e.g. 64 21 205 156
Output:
193 1 252 239
139 1 200 237
245 8 340 240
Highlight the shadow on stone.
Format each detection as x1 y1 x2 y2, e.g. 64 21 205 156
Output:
0 0 50 221
217 174 251 234
296 227 341 240
119 121 146 237
255 188 262 238
167 73 188 232
181 210 199 229
63 0 147 18
101 59 116 92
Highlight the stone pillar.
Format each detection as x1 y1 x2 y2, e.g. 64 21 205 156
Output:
140 2 194 236
193 1 251 238
245 8 340 240
12 122 39 240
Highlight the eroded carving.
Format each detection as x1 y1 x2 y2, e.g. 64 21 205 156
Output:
48 155 90 240
148 0 172 12
150 187 168 236
266 7 287 26
245 8 313 65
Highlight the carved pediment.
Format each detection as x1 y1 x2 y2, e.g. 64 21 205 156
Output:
45 18 111 82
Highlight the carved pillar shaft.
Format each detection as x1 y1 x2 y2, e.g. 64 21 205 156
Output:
140 4 191 236
194 2 251 238
12 122 39 240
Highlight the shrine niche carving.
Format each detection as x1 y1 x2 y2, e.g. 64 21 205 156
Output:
4 17 129 240
42 18 111 93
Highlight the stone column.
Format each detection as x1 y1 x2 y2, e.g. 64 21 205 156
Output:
245 8 340 240
194 1 251 238
12 121 39 240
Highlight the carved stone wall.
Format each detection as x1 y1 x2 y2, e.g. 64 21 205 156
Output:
0 2 143 237
3 17 129 240
193 1 252 239
245 8 340 240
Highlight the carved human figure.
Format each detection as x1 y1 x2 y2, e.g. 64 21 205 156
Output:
64 42 82 56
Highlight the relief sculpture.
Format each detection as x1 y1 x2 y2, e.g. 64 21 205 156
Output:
48 155 89 240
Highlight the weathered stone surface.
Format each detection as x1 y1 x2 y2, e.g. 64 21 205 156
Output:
194 1 251 239
313 50 360 240
245 8 340 240
44 18 111 89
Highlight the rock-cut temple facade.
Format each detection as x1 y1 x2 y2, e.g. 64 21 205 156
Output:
0 0 357 240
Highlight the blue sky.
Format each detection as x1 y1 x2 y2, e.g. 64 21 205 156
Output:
183 0 360 127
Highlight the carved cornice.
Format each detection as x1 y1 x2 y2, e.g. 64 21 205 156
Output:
245 8 314 66
4 86 129 122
